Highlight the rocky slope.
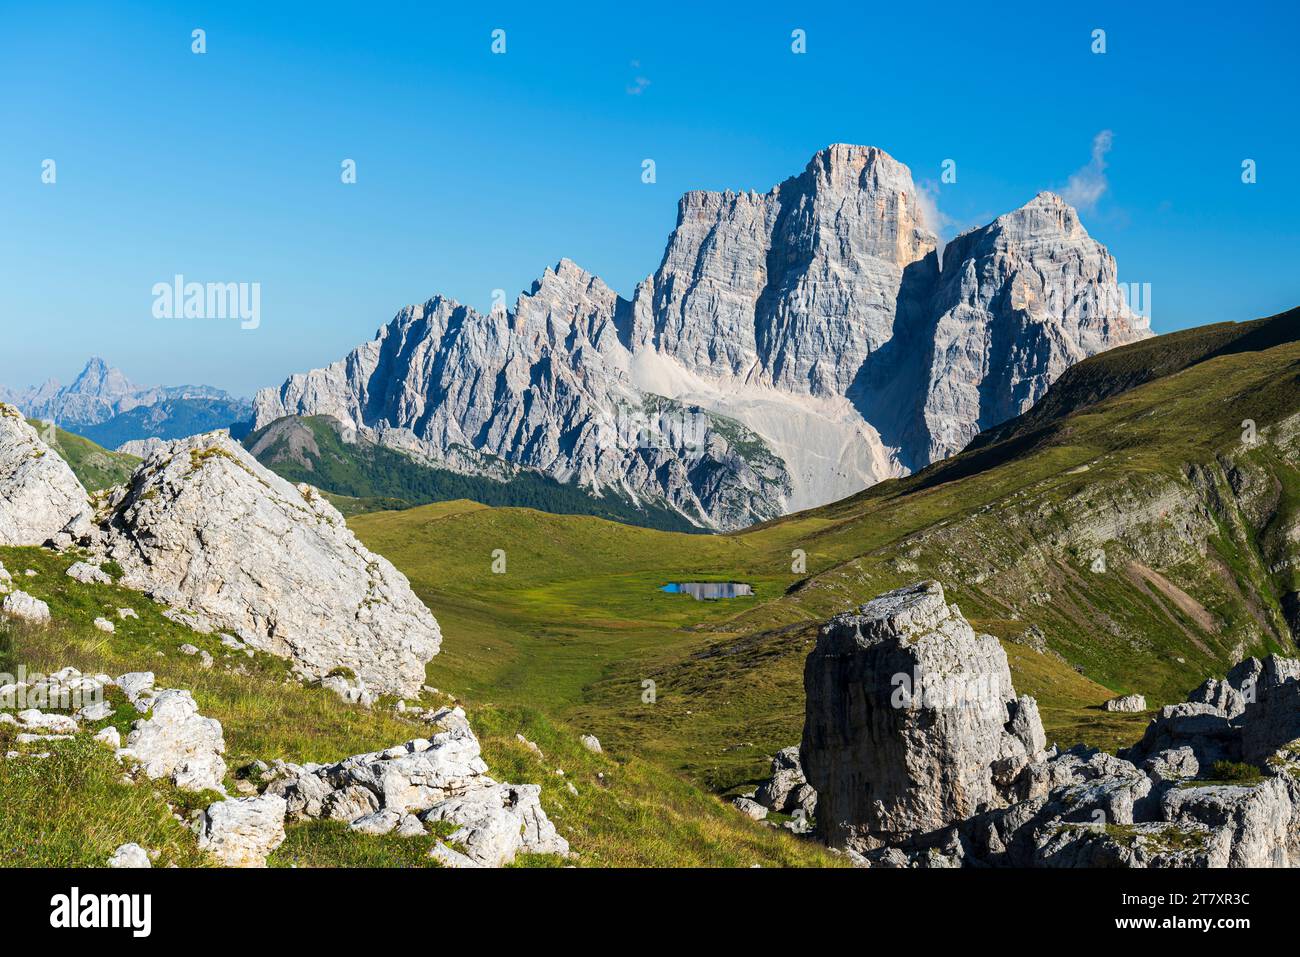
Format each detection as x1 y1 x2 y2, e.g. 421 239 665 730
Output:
262 705 570 866
0 662 567 867
255 145 1149 530
797 581 1300 868
0 418 573 866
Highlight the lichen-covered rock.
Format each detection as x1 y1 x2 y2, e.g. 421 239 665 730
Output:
0 404 92 546
1032 821 1218 868
123 688 227 792
93 432 441 696
198 794 287 867
1159 778 1292 868
801 581 1044 851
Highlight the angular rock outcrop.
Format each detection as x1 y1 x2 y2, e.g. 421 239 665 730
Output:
1104 694 1147 713
800 584 1300 869
92 432 441 696
801 581 1045 850
254 146 1149 530
123 688 227 792
1 591 51 624
262 706 568 866
0 403 91 546
198 794 287 867
754 745 817 819
920 193 1149 461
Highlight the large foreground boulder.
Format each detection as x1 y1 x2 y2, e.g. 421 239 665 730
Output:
801 581 1044 851
0 404 91 546
93 432 441 696
800 582 1300 868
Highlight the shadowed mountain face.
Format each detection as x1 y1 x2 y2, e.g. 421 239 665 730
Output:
255 145 1150 530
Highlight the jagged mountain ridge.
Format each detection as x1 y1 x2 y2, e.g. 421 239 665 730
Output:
255 145 1151 530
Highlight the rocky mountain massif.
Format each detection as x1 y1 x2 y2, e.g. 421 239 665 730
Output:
255 145 1150 530
792 581 1300 868
2 357 250 446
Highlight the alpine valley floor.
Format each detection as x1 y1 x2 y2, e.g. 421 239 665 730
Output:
349 309 1300 801
4 308 1299 867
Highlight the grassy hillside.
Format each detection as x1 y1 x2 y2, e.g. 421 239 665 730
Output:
968 306 1299 451
29 420 140 490
245 414 700 532
8 311 1298 867
0 544 838 867
351 315 1300 796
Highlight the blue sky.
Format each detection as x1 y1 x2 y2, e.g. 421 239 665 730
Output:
2 1 1296 396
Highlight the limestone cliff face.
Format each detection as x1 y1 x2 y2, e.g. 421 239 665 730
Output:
255 146 1150 530
921 193 1150 461
637 144 937 397
256 262 790 530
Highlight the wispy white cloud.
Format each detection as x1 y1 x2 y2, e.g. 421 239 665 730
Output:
626 61 650 96
1061 130 1114 211
915 179 954 259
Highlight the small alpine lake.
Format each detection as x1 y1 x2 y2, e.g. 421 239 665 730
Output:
660 581 754 601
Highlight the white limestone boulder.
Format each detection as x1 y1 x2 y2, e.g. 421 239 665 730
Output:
93 433 441 697
0 404 92 546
